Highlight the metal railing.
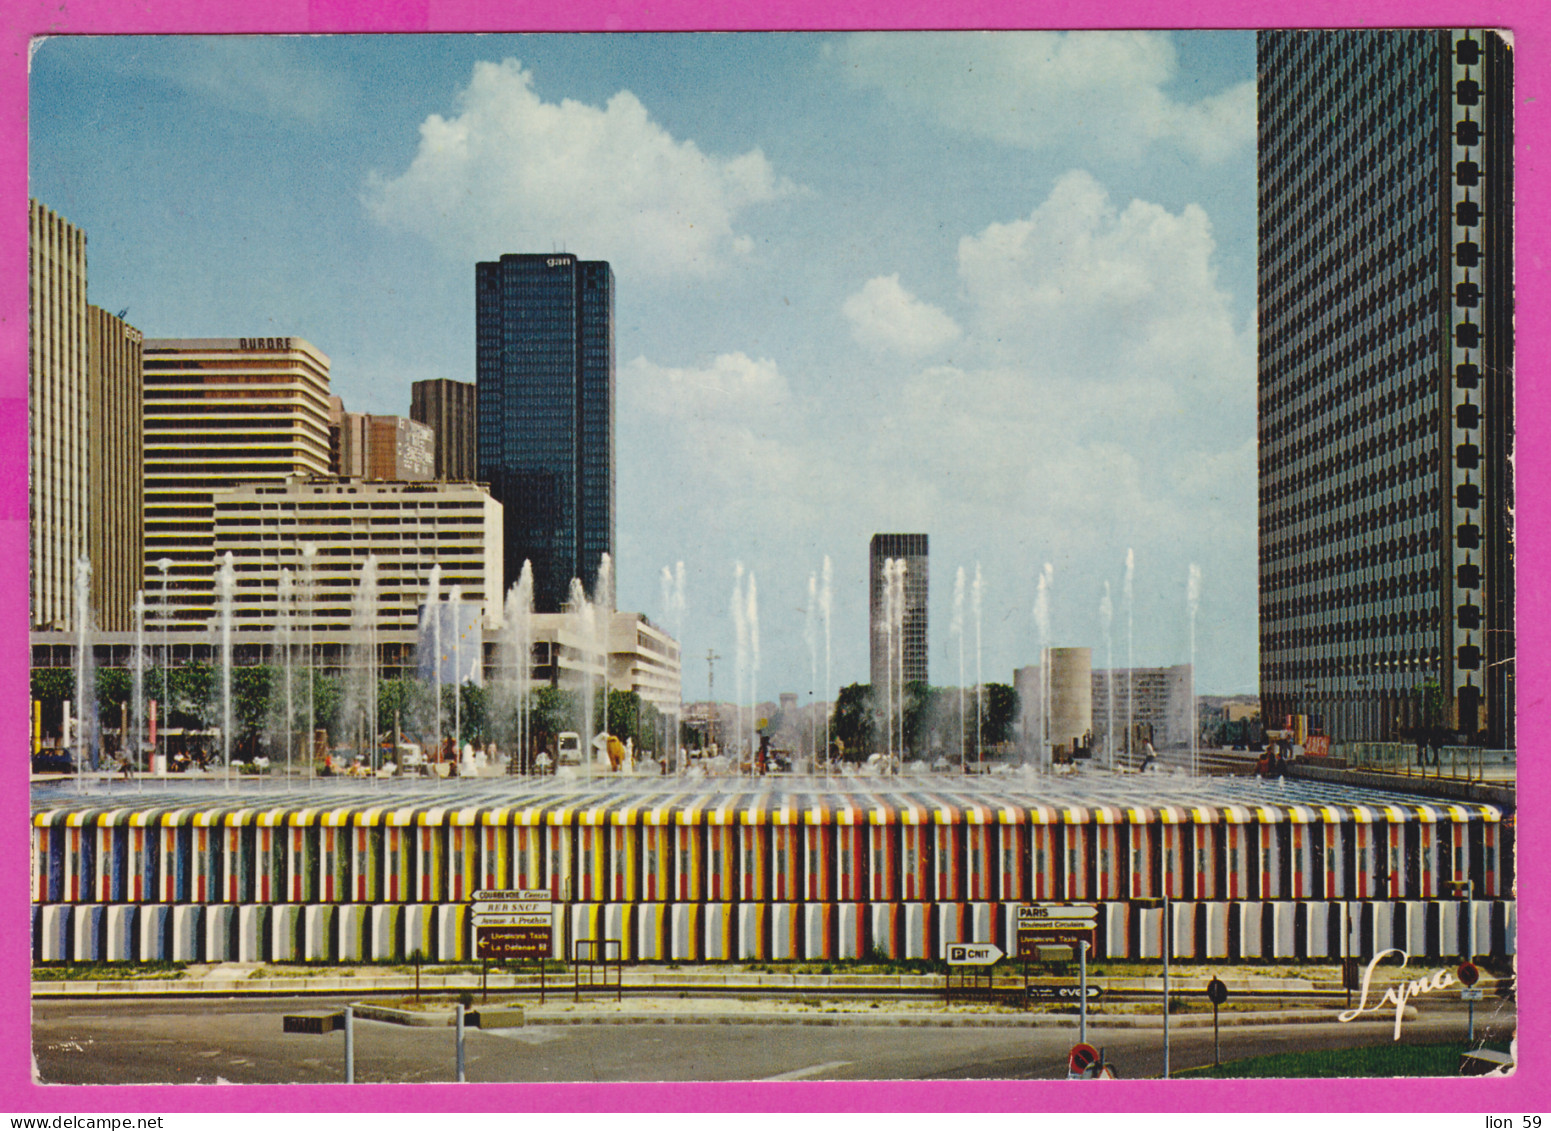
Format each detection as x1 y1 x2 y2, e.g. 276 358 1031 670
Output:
1335 742 1515 783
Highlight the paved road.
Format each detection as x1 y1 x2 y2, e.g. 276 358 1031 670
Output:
32 996 1516 1085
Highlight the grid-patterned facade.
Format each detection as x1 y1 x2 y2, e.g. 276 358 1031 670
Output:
869 533 929 690
86 306 144 631
476 254 615 613
411 378 478 482
1257 30 1513 748
29 200 88 631
142 338 333 624
212 478 502 639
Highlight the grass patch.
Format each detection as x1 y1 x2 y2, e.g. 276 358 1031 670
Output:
33 961 185 981
1176 1042 1505 1079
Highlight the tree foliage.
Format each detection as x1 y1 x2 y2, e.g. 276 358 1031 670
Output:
830 683 875 762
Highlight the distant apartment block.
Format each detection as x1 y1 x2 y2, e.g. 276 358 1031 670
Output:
411 378 477 481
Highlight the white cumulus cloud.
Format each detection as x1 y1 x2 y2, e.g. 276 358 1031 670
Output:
841 274 961 357
365 59 799 278
626 351 790 420
831 31 1254 162
956 169 1250 391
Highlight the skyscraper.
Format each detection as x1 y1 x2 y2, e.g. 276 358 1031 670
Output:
28 201 144 632
1257 30 1513 748
476 254 615 612
29 200 88 632
411 378 477 482
869 533 929 691
142 337 332 623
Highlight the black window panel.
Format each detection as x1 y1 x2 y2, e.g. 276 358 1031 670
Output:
1456 38 1481 64
1456 403 1480 429
1455 282 1480 308
1457 645 1481 671
1456 201 1480 225
1455 120 1481 146
1457 603 1482 629
1456 483 1481 508
1455 160 1480 186
1455 362 1480 388
1455 240 1480 266
1455 79 1481 105
1456 322 1481 348
1456 523 1481 549
1455 443 1480 469
1457 564 1481 588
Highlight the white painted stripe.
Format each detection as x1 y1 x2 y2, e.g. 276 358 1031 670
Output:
760 1061 851 1081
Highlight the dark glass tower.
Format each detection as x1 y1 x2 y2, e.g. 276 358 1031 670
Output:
869 533 929 691
476 254 615 612
1257 30 1513 748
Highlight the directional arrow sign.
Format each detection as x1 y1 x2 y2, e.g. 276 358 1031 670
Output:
1027 985 1105 1002
946 943 1004 966
471 889 550 902
1019 904 1099 922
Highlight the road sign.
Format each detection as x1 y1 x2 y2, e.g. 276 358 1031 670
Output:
1206 977 1229 1006
1460 988 1485 1002
476 923 552 960
472 913 553 927
1457 962 1480 986
1017 931 1093 958
1018 903 1099 924
471 898 553 917
471 889 550 902
946 943 1003 966
1027 985 1103 1002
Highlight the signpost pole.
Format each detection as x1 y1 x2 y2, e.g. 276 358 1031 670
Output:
455 1003 466 1083
482 958 488 1004
1214 998 1220 1066
1162 893 1171 1080
344 1004 354 1084
1079 940 1088 1046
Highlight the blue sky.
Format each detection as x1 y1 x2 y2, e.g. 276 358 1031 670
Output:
29 31 1259 701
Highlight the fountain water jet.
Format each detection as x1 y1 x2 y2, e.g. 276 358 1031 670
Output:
1100 581 1115 771
1033 563 1053 770
952 567 966 770
1125 548 1135 766
1188 563 1202 778
972 563 983 769
217 552 236 787
72 557 96 774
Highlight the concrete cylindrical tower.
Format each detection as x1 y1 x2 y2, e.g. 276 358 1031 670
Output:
1047 647 1093 754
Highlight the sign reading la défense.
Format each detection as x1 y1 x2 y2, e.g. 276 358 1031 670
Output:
471 889 553 960
946 943 1004 967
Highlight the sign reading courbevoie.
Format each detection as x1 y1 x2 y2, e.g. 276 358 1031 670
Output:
471 889 553 961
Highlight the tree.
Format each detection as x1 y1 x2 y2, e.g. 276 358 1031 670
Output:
830 683 875 762
980 682 1018 747
532 687 576 751
232 665 273 743
901 680 935 759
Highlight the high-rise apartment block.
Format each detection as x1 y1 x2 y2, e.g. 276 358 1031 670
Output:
87 306 143 631
411 378 477 481
869 533 929 690
142 337 332 623
29 201 88 632
476 254 615 613
213 478 502 639
28 200 143 632
1257 30 1513 747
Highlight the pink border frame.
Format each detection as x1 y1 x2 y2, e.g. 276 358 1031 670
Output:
2 0 1542 1113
